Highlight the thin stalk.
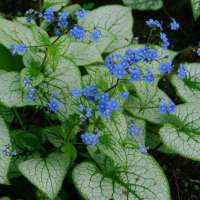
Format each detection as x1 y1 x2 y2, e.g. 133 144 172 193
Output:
13 108 24 128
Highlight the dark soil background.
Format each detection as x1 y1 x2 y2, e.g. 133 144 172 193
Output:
0 0 200 199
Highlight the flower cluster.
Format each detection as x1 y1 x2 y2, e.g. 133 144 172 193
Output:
128 121 140 137
169 19 180 31
146 19 162 30
70 25 86 41
81 132 99 145
25 7 101 42
104 46 159 83
72 85 121 119
22 76 60 112
178 64 187 79
159 61 173 74
79 104 93 121
22 76 37 102
146 18 180 49
158 100 176 114
160 32 170 49
10 44 27 56
97 93 120 118
1 144 17 157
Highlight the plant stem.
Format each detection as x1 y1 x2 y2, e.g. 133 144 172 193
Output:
13 108 24 128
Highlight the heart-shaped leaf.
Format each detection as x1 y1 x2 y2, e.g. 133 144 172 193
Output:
19 152 70 199
0 116 11 184
159 102 200 161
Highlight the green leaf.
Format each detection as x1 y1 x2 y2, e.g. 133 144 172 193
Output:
30 25 50 46
44 57 81 119
82 5 133 53
122 0 163 10
125 114 146 144
46 44 60 71
146 131 175 154
23 48 44 69
0 105 14 124
84 65 116 91
73 147 170 200
0 44 23 71
57 36 102 66
43 0 70 11
102 112 128 142
21 68 44 87
0 70 25 107
12 130 41 151
0 18 37 48
0 197 11 200
171 63 200 102
125 89 172 125
19 152 70 199
191 0 200 20
42 126 64 148
122 46 176 124
62 143 77 162
0 116 11 184
159 102 200 161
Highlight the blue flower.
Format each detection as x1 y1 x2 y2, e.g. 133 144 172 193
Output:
72 88 82 97
54 27 61 36
144 70 155 83
97 93 120 118
130 66 142 81
158 100 176 114
69 25 85 41
80 115 87 121
196 48 200 56
178 64 187 79
104 53 124 75
113 65 127 78
26 15 33 23
160 32 170 49
2 144 17 157
10 150 17 157
48 99 60 112
43 7 55 22
75 8 86 20
98 92 109 101
107 98 120 110
139 144 149 153
159 61 173 74
124 48 142 64
58 11 68 28
85 107 93 118
23 76 30 86
79 104 85 112
169 19 180 31
10 44 27 56
27 87 37 102
137 47 159 62
128 122 140 137
82 85 97 101
119 92 129 99
81 132 99 145
1 144 11 156
146 19 162 30
90 28 101 42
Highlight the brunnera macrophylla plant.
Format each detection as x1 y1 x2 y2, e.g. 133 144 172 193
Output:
0 2 199 200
